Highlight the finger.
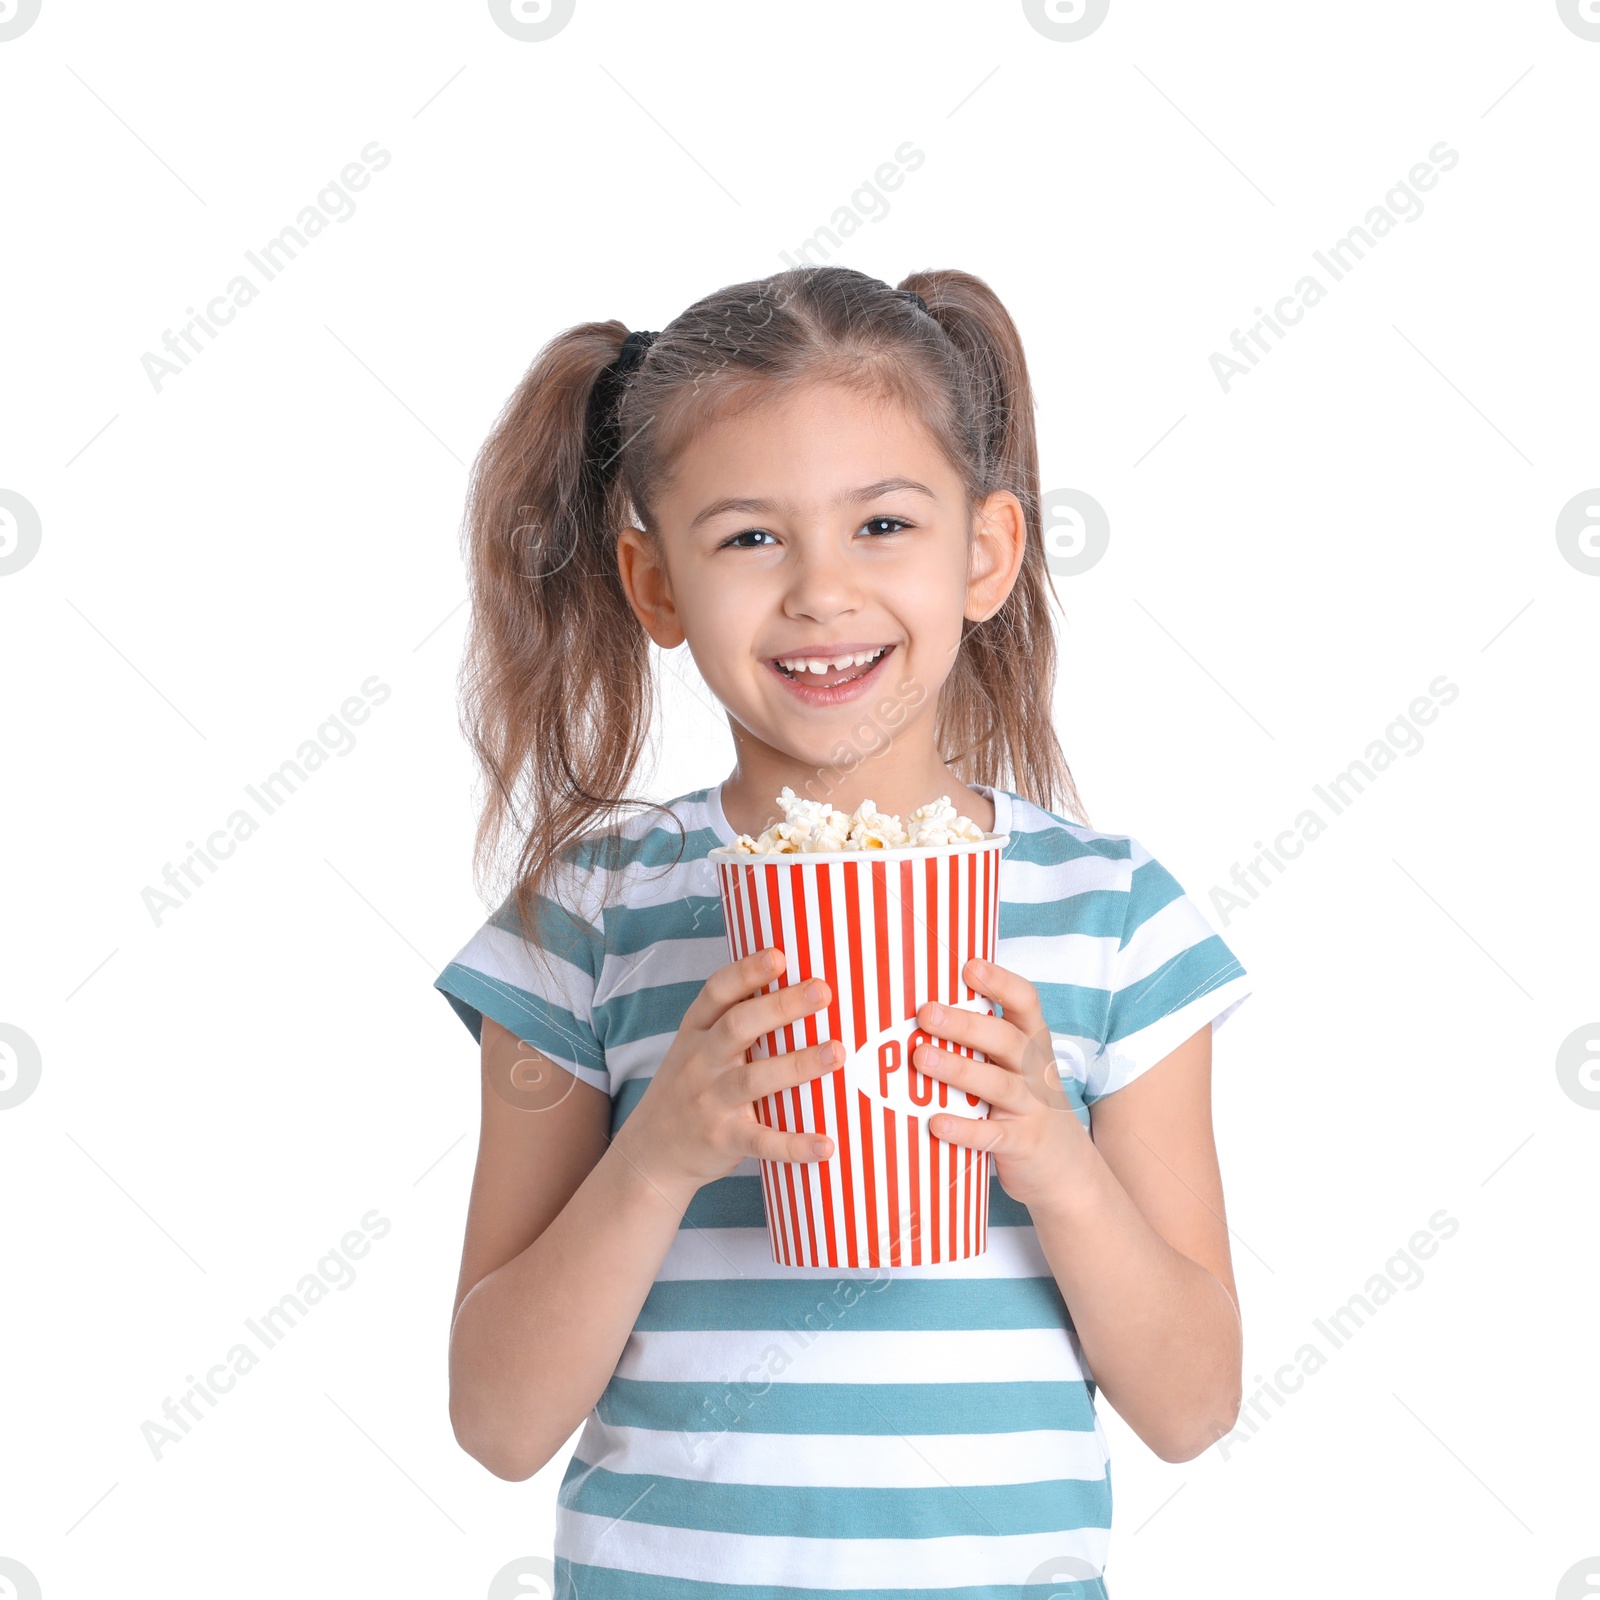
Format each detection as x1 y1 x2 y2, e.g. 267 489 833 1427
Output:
914 1001 1023 1072
691 947 787 1028
961 957 1048 1035
912 1040 1031 1115
741 1038 844 1103
720 975 832 1057
926 1105 1006 1153
746 1119 836 1165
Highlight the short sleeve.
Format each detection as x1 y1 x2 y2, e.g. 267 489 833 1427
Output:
1083 836 1253 1103
433 889 609 1096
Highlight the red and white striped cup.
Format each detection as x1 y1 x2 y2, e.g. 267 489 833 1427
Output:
708 834 1007 1268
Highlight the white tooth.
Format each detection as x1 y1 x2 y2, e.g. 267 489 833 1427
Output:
806 659 828 674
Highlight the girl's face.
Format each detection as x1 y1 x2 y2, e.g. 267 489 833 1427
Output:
617 379 1024 802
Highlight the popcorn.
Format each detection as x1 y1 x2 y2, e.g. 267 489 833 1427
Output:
730 785 988 854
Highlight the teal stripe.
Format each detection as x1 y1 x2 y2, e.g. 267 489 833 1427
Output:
596 1376 1097 1435
1003 827 1129 869
566 810 722 873
558 1458 1111 1540
1001 888 1123 941
554 1560 1107 1600
1121 854 1184 941
485 890 606 971
433 963 606 1077
593 977 705 1052
635 1273 1071 1332
679 1174 1037 1231
1030 979 1115 1047
605 894 726 955
1103 938 1244 1049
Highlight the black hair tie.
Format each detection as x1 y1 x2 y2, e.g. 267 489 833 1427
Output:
586 329 658 470
898 288 932 316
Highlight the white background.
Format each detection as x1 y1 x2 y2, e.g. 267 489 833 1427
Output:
2 1 1596 1595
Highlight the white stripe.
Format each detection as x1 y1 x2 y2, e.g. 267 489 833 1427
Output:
556 1509 1109 1589
616 1325 1089 1387
602 933 726 1000
1115 885 1228 990
1089 972 1254 1099
571 1417 1109 1488
998 929 1116 977
458 922 593 1015
1001 851 1125 904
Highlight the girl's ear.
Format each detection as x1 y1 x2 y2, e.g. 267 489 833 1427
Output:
964 490 1028 624
616 524 687 648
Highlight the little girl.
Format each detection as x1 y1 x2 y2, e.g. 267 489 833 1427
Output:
435 265 1253 1598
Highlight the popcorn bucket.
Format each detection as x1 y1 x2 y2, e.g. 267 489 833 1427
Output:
708 835 1007 1268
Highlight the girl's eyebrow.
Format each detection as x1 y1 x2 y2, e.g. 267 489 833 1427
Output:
689 477 937 530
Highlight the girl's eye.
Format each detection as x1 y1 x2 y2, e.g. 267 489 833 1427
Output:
719 517 910 550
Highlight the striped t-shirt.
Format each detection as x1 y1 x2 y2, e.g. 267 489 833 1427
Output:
435 783 1252 1599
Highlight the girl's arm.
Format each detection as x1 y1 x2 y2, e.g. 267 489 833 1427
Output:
449 958 839 1481
1029 1024 1244 1464
448 1018 698 1481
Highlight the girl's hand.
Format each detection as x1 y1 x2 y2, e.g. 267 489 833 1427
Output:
912 957 1095 1213
616 946 841 1202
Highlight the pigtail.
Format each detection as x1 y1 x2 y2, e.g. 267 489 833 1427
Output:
897 272 1086 825
458 321 672 950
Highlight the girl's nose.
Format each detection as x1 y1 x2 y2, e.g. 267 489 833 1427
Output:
782 541 861 622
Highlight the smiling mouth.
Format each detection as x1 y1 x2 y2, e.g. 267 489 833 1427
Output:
770 645 892 688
